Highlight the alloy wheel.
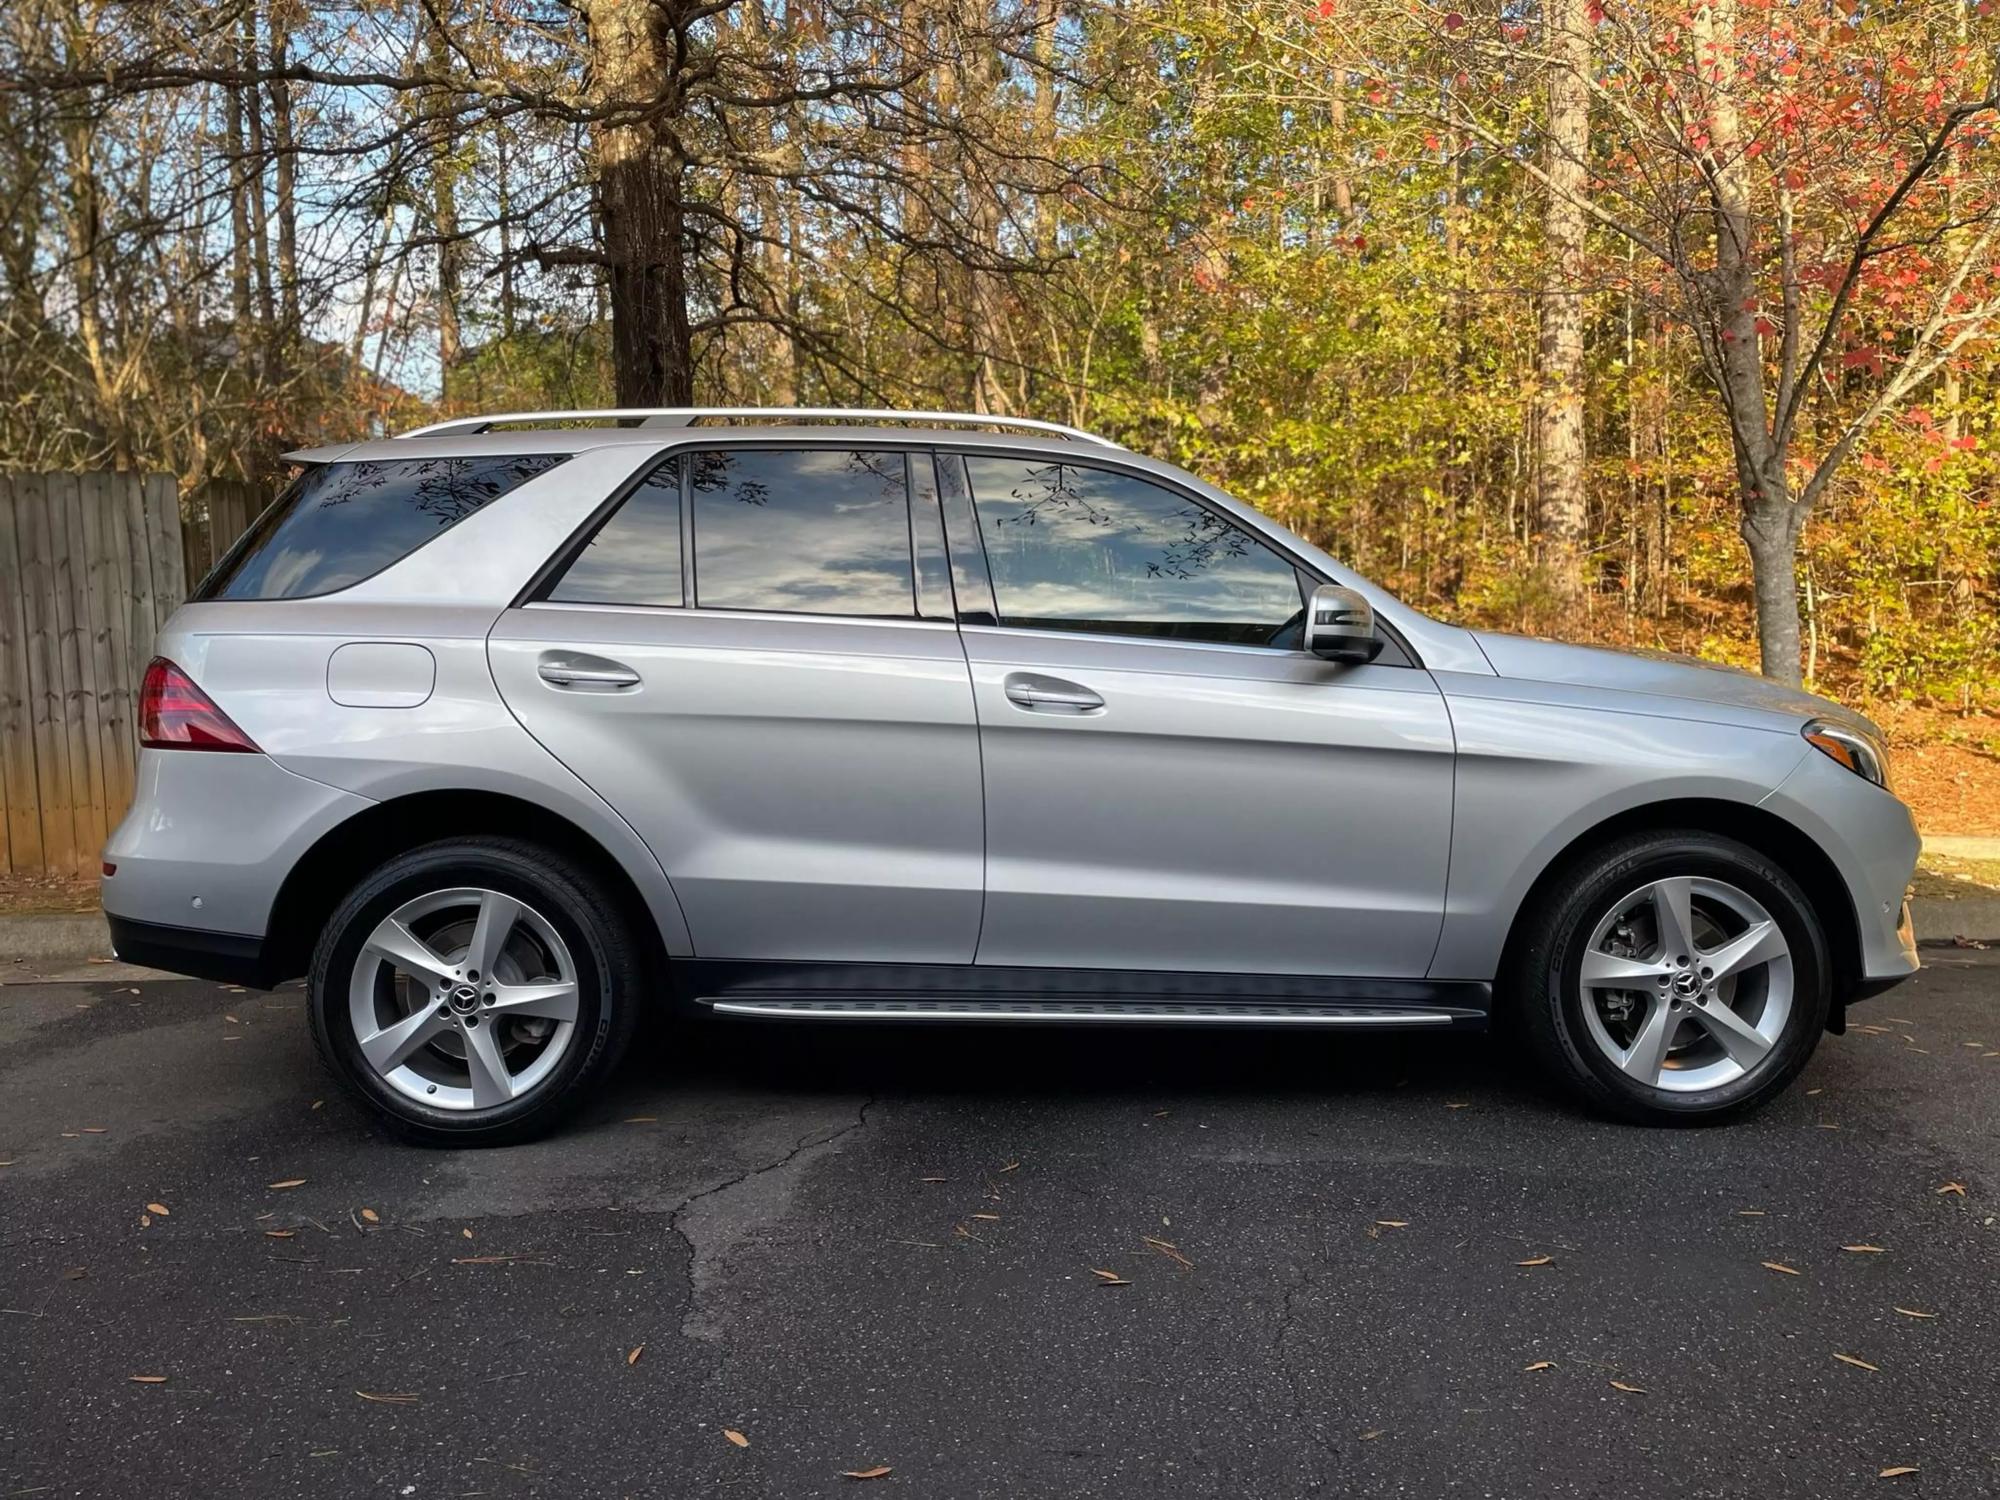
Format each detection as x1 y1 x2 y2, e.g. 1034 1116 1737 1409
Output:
1577 876 1794 1093
347 886 581 1111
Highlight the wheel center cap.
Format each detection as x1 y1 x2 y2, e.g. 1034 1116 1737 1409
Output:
1672 970 1702 998
448 983 482 1014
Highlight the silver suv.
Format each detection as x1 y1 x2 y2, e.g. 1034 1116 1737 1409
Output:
102 408 1920 1143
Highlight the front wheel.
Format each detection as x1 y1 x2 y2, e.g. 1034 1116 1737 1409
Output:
308 837 643 1146
1513 830 1831 1124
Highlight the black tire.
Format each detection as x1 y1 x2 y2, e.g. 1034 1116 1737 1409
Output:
1511 829 1831 1125
308 837 644 1147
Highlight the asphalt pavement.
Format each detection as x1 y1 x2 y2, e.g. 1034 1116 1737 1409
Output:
2 951 1996 1498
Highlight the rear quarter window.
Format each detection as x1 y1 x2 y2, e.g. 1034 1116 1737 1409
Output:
194 453 568 601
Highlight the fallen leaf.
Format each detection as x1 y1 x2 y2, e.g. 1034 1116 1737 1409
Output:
999 1160 1020 1173
1936 1182 1966 1196
1143 1235 1194 1270
1843 1244 1887 1254
1893 1307 1936 1319
224 1015 239 1023
1834 1352 1880 1371
1089 1268 1130 1285
919 1176 946 1183
461 1228 473 1239
1524 1360 1556 1371
1879 1466 1920 1478
1445 1102 1472 1110
1516 1255 1553 1267
267 1179 306 1190
129 1374 167 1384
840 1466 893 1480
145 1202 169 1217
86 956 113 964
1375 1220 1409 1228
62 1267 86 1280
971 1213 1000 1221
627 1345 643 1366
1950 934 1989 948
1806 1087 1824 1095
1737 1209 1766 1216
310 1100 324 1111
360 1208 380 1224
1609 1380 1646 1393
723 1429 749 1448
1360 1430 1383 1440
264 1229 296 1240
355 1390 419 1404
81 1127 108 1135
624 1116 658 1124
1762 1261 1801 1276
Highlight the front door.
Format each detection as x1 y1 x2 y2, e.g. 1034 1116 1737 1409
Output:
938 450 1454 978
490 444 984 963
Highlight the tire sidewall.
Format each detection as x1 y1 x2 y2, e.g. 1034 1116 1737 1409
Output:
310 843 618 1143
1542 836 1830 1119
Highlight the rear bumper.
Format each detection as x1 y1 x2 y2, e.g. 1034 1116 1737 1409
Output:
107 914 277 989
100 747 371 956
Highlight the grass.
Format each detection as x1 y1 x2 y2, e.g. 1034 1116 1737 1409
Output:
1910 852 2000 904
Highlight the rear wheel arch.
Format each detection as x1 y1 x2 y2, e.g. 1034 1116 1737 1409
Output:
1496 799 1861 1024
265 790 669 987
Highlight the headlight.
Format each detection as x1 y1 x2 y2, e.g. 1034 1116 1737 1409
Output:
1803 720 1891 789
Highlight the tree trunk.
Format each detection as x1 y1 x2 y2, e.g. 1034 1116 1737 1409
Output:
267 6 300 338
426 4 462 387
1741 498 1804 686
588 0 693 406
1536 0 1590 599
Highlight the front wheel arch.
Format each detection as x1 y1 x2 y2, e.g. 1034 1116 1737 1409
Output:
1493 798 1861 1033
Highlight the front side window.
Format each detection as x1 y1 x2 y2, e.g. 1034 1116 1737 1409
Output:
196 453 567 601
690 448 916 618
546 457 683 607
962 457 1305 647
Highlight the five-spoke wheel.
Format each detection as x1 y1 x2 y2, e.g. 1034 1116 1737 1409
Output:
1514 830 1829 1123
309 838 640 1146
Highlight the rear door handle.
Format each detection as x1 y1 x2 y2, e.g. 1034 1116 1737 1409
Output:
1003 673 1104 713
537 655 641 691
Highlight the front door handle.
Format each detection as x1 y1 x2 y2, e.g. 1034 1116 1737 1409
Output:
538 655 641 691
1003 672 1104 713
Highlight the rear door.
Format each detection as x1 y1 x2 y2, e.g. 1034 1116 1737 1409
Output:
940 450 1455 978
489 444 983 963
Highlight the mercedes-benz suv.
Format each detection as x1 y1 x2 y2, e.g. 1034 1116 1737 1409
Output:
102 408 1921 1144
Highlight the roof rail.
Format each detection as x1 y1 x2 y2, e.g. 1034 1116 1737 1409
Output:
395 407 1122 448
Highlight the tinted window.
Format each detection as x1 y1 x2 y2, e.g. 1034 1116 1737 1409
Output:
963 457 1304 646
197 453 566 601
547 457 682 607
691 449 915 617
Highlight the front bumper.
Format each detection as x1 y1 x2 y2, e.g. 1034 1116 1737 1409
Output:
107 915 277 988
1849 900 1919 1003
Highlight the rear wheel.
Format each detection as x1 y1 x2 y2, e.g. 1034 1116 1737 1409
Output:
1513 830 1830 1124
309 837 642 1146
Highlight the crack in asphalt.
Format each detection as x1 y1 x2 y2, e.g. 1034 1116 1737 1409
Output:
668 1095 877 1344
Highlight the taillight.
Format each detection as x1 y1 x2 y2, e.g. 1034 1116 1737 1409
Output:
139 658 261 753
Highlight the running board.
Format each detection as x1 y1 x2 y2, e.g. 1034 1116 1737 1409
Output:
703 997 1464 1026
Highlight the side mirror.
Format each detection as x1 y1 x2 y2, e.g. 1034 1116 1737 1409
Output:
1304 583 1383 664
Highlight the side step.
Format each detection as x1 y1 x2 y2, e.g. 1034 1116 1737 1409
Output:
703 997 1464 1027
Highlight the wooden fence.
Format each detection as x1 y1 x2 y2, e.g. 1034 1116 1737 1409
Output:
0 472 262 879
